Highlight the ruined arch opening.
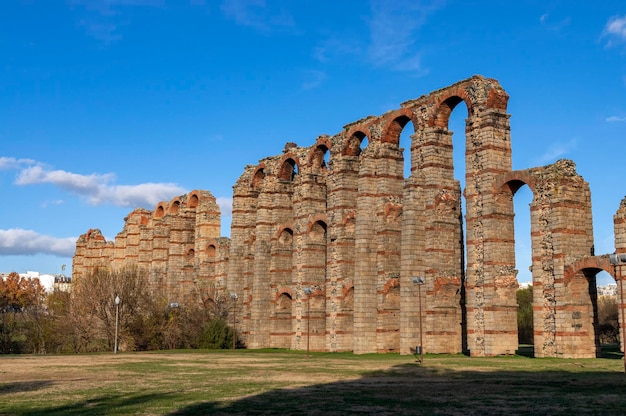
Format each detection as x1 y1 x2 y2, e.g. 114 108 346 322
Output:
252 168 265 190
497 179 534 349
279 158 298 182
169 200 180 215
570 269 602 356
344 131 368 157
278 227 294 246
272 292 293 349
448 97 468 265
310 220 327 242
397 117 416 179
188 194 199 209
155 205 165 219
310 144 329 172
436 98 469 354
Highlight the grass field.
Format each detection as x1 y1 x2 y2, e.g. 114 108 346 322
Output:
1 349 626 415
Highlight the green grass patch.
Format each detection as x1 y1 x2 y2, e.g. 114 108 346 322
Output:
1 350 625 415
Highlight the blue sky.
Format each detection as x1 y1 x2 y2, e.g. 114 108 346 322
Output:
1 1 625 286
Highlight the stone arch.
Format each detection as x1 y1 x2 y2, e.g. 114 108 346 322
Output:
154 202 166 219
494 171 538 197
563 256 616 286
251 164 266 190
188 191 200 209
308 218 327 242
276 226 294 246
206 244 216 258
427 77 508 129
342 129 369 156
381 109 418 145
278 155 300 181
169 199 181 215
274 287 294 302
432 95 471 129
272 291 293 347
382 278 400 302
308 143 330 172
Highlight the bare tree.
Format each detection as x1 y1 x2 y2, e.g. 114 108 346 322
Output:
70 266 154 352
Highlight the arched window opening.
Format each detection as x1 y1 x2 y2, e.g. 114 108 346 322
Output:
513 185 533 285
252 168 265 190
344 132 368 157
277 293 292 310
207 244 216 257
310 220 327 242
187 249 195 257
279 159 298 181
155 205 165 219
169 200 180 215
188 194 199 209
398 119 416 179
278 228 294 246
448 100 468 279
311 145 329 172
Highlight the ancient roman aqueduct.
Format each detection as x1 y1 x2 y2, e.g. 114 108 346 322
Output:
72 75 626 358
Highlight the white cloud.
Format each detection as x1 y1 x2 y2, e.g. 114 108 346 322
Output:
535 138 578 165
367 0 443 73
0 157 37 170
0 228 76 257
92 182 188 207
603 15 626 47
220 0 294 32
606 115 626 122
216 196 233 218
9 158 187 209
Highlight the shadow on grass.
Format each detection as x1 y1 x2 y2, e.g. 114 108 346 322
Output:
166 363 626 415
21 393 174 416
0 380 53 395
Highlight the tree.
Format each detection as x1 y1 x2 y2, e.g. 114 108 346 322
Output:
597 295 619 344
517 286 533 345
0 272 46 353
69 267 154 352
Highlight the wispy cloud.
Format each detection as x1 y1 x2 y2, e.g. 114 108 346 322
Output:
539 12 571 32
220 0 294 33
0 228 76 257
535 138 578 165
8 159 187 208
67 0 166 43
366 0 443 74
301 70 327 91
602 15 626 47
606 115 626 122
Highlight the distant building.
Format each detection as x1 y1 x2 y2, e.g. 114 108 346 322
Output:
597 284 617 297
1 271 71 293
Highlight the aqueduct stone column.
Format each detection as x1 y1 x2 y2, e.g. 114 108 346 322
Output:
326 133 360 352
461 95 514 356
613 198 626 353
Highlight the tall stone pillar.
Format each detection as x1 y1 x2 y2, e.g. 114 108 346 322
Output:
465 108 515 356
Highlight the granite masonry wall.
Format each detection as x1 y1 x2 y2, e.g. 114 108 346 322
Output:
73 75 623 358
